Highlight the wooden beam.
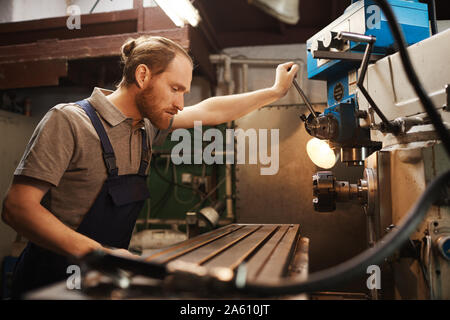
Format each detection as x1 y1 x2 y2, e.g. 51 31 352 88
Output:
0 9 139 35
0 7 181 46
0 29 190 64
0 60 67 89
144 6 176 30
133 0 144 32
0 5 218 88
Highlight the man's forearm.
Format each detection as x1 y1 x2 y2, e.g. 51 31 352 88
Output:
198 87 280 125
172 62 298 129
2 199 102 258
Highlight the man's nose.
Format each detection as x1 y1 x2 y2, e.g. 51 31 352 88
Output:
175 95 184 111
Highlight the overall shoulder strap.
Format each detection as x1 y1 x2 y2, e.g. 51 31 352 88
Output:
76 100 118 176
137 129 150 176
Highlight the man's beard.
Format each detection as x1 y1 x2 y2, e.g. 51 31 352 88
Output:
135 83 167 129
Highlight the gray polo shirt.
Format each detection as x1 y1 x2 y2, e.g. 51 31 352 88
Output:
14 87 172 229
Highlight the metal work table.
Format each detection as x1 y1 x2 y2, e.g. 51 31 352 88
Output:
27 224 308 300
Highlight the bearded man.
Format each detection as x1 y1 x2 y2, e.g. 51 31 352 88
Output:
2 36 299 298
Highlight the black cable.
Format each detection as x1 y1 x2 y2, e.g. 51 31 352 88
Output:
374 0 450 158
89 0 101 14
428 0 438 35
152 156 206 198
237 169 450 295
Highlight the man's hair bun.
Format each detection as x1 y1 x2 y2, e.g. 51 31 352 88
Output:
121 39 136 59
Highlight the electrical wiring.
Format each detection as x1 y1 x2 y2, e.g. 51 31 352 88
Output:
152 155 206 198
172 164 198 205
427 0 438 36
187 177 226 213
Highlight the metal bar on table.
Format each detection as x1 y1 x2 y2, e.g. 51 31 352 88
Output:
253 225 300 281
172 225 263 265
202 225 280 270
143 224 244 264
227 226 280 270
244 225 291 282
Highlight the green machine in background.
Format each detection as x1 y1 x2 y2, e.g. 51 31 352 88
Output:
135 123 234 240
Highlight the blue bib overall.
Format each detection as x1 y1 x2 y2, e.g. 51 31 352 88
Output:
11 100 150 298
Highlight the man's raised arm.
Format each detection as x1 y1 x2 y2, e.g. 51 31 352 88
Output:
172 62 299 129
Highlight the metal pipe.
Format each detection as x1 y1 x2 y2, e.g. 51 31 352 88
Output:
210 55 306 89
225 57 234 220
210 55 306 68
337 31 376 44
242 63 248 93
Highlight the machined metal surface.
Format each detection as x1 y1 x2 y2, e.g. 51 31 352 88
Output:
367 142 450 300
143 224 302 283
26 224 305 300
359 29 450 142
341 147 368 166
306 114 339 140
312 169 374 213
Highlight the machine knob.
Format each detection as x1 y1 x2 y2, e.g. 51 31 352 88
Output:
322 31 341 49
313 171 336 212
311 39 326 52
435 235 450 260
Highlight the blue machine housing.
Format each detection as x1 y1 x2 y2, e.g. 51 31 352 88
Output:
305 0 430 146
325 73 366 144
307 0 430 81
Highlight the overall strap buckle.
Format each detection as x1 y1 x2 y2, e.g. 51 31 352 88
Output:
103 153 118 176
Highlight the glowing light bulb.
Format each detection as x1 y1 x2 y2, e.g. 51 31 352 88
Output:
154 0 201 27
306 138 338 169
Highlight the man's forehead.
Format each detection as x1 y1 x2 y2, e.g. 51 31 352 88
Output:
169 54 193 71
165 55 193 87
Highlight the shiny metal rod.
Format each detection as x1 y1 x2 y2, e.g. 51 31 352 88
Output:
337 31 376 44
292 79 317 119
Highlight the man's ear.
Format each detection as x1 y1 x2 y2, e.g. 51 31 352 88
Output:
135 64 151 89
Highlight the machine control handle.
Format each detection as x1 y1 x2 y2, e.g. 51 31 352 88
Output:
292 78 317 119
336 31 376 44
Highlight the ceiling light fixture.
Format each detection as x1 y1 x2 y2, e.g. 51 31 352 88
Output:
154 0 201 27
